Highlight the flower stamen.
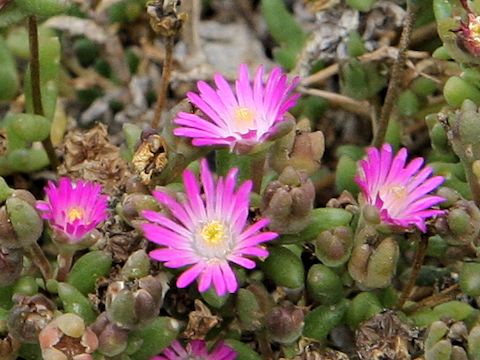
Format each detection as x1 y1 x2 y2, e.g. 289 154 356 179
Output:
67 207 84 222
233 107 255 132
200 220 225 245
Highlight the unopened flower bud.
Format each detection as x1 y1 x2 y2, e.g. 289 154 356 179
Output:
90 312 128 357
106 274 165 329
8 294 56 343
265 303 304 344
314 226 353 267
0 193 43 249
348 237 399 289
261 167 315 234
39 313 98 360
121 249 151 280
436 199 480 246
0 246 23 286
270 121 325 175
117 193 160 227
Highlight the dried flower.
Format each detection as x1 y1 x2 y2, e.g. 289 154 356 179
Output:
152 340 236 360
142 159 277 296
174 64 300 152
355 144 445 232
36 178 108 243
455 0 480 56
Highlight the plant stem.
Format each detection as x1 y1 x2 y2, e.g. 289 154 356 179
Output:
403 284 460 314
372 2 417 148
250 153 267 194
152 36 174 129
28 15 59 169
24 242 53 280
397 235 428 309
56 251 74 282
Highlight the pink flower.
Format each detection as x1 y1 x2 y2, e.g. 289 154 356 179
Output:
36 178 108 243
454 0 480 56
152 340 236 360
174 64 300 152
142 159 277 296
355 144 445 232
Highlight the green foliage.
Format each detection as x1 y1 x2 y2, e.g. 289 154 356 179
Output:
261 0 308 70
0 35 19 101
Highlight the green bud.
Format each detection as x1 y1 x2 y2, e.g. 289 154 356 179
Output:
439 200 480 246
340 59 385 100
0 35 19 101
13 276 38 296
347 30 366 57
7 148 49 173
224 339 262 360
306 264 343 304
335 155 359 194
303 299 349 340
67 250 112 295
121 250 150 280
346 292 382 328
265 303 304 344
261 246 304 289
130 317 180 360
117 193 160 226
434 301 474 321
427 235 448 258
444 77 480 107
468 325 480 360
16 0 70 17
236 288 262 331
280 208 353 243
411 77 438 97
397 90 421 117
58 282 97 324
314 226 353 267
432 46 452 60
8 113 51 143
6 196 43 248
430 123 449 151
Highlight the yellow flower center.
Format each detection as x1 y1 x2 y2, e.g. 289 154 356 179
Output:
391 185 408 200
200 220 226 245
67 207 84 222
233 107 255 132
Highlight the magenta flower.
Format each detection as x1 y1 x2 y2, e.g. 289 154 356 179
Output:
174 64 300 151
142 159 278 296
36 178 109 243
152 340 236 360
355 144 445 232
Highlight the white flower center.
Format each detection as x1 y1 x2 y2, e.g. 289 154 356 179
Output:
390 185 407 200
233 107 256 133
67 207 84 222
195 220 232 260
469 15 480 43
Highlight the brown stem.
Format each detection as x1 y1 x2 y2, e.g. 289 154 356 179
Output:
24 242 53 280
257 330 274 360
403 284 460 314
56 251 74 282
28 15 59 169
250 153 267 194
372 2 417 148
397 235 428 309
152 36 174 129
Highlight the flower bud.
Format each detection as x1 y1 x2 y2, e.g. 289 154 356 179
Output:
0 192 43 249
0 246 23 286
261 167 315 234
105 274 165 329
270 122 325 175
436 199 480 246
121 249 151 280
348 237 399 289
90 312 128 357
7 294 56 343
314 226 353 267
39 313 98 360
265 303 304 344
117 193 160 227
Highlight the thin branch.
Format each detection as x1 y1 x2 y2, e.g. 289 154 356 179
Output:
28 16 59 169
403 284 460 314
372 2 418 148
299 87 371 118
152 36 174 129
